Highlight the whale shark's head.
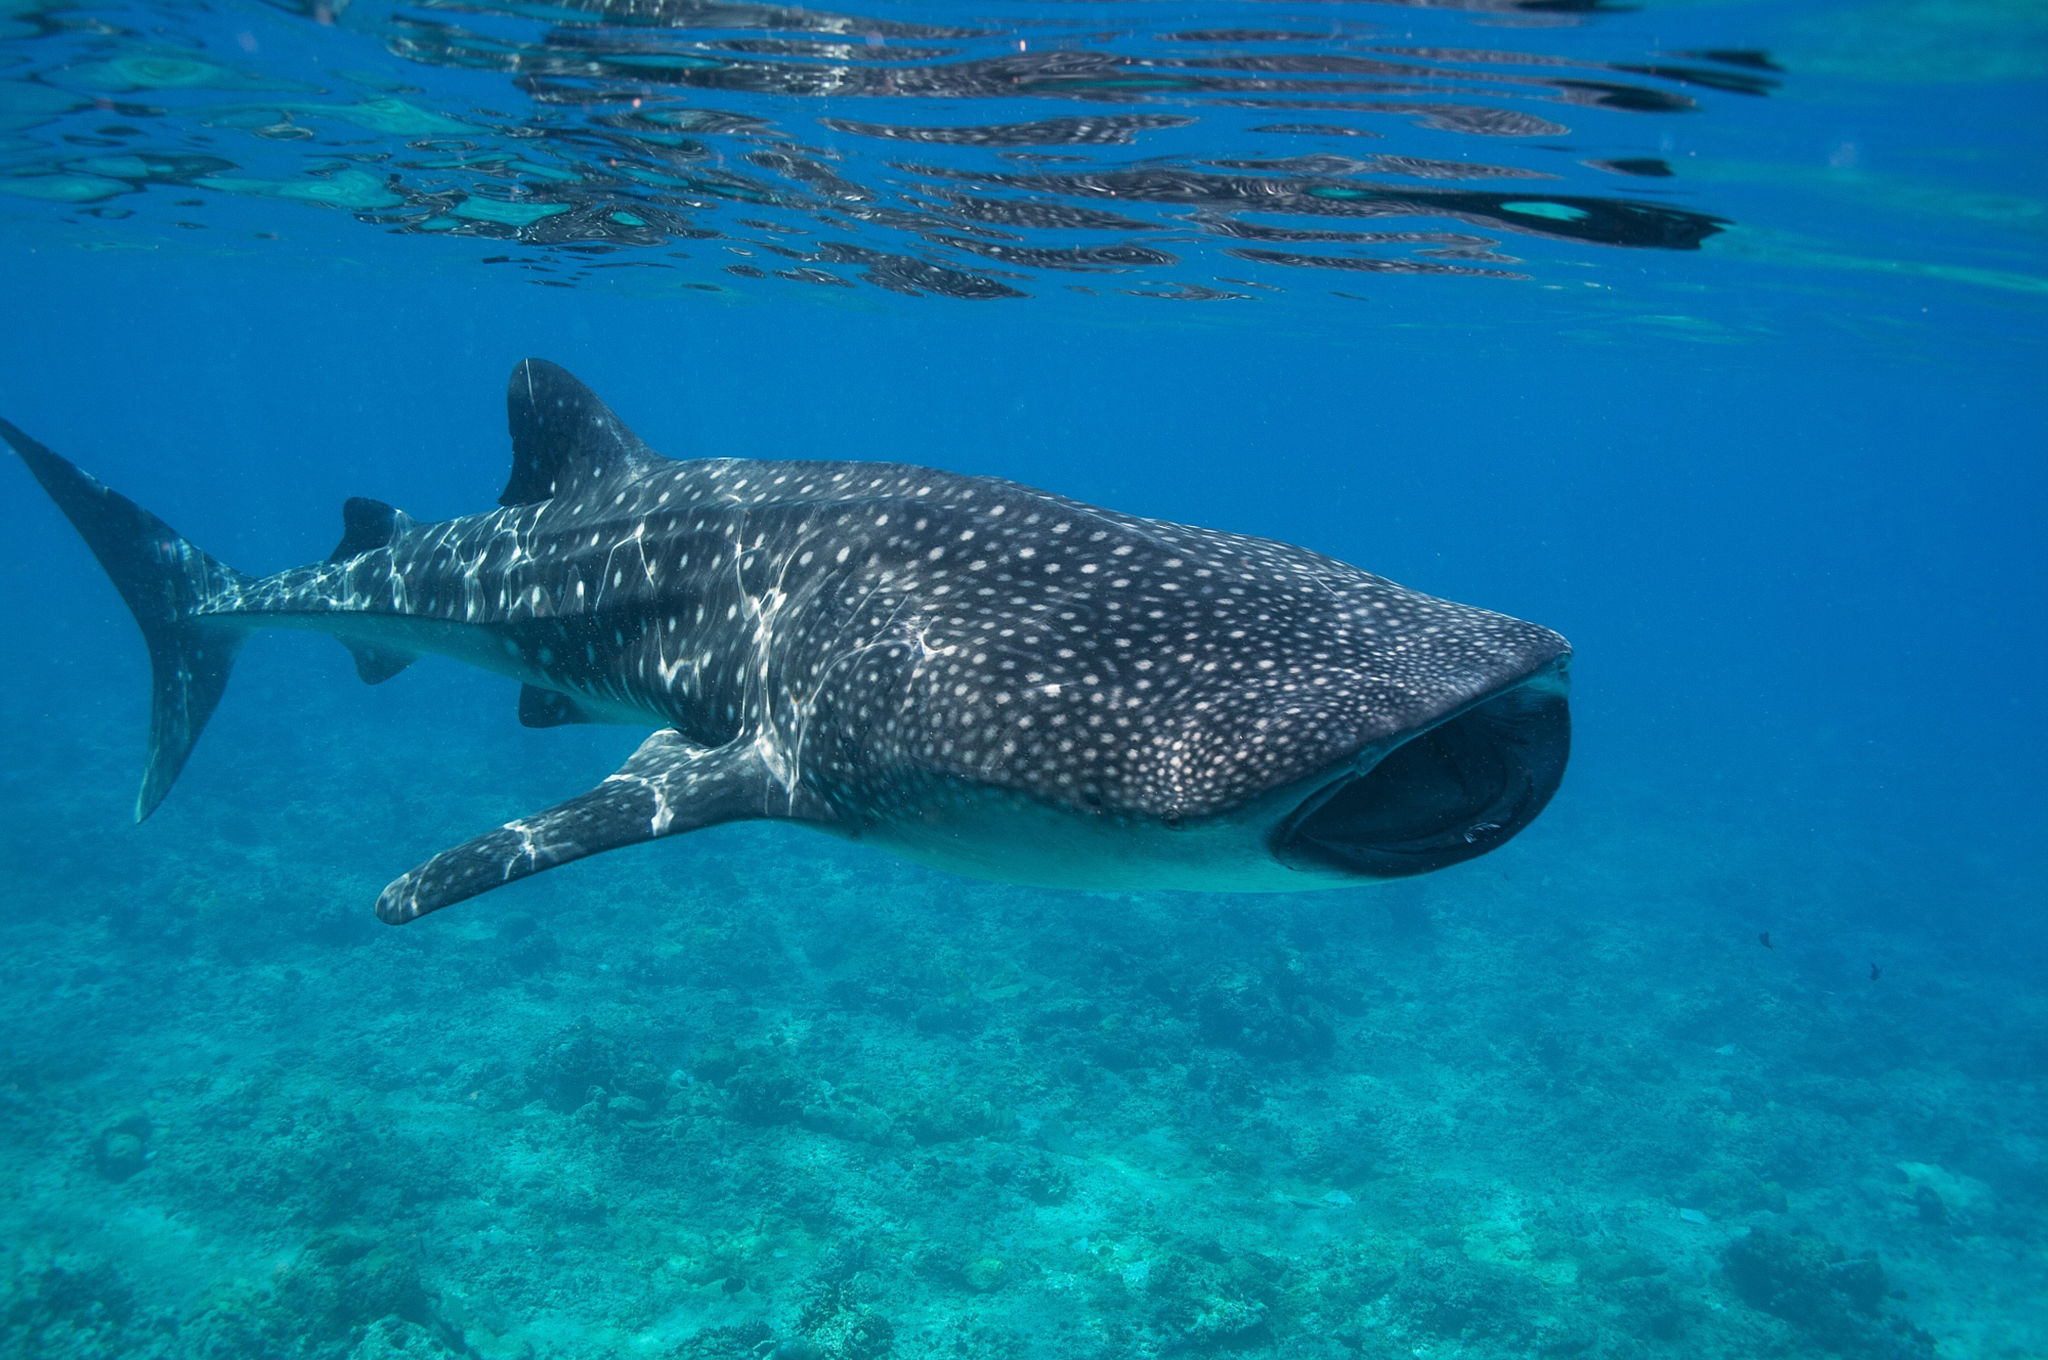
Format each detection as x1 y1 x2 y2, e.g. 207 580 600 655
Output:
858 622 1570 893
815 496 1573 892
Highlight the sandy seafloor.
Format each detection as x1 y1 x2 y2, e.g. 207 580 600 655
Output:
1 638 2042 1360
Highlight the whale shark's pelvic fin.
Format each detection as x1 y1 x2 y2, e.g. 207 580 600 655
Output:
518 684 599 728
374 730 773 923
500 358 655 508
1 417 250 821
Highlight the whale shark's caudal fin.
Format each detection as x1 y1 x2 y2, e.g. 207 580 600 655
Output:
1 417 251 821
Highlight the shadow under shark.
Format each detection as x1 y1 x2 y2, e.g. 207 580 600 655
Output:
4 360 1570 922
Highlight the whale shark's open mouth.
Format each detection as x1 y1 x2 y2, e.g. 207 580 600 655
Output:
1273 670 1571 879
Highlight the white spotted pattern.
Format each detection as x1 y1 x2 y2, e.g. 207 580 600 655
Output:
198 455 1568 828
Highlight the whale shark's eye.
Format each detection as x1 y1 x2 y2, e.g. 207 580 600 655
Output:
1274 681 1570 879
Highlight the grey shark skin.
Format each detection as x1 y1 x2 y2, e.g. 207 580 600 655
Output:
3 360 1570 922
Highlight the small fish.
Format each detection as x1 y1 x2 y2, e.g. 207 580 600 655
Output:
1870 962 1882 981
1758 931 1773 950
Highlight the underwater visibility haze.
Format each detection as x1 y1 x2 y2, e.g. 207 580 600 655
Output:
0 0 2044 1356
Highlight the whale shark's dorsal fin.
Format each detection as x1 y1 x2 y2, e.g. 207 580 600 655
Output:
501 359 655 508
374 730 774 922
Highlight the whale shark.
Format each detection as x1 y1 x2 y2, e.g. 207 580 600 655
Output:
4 360 1570 923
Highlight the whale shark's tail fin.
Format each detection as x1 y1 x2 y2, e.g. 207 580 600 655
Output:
2 417 251 821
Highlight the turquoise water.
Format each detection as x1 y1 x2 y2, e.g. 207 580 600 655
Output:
1 0 2044 1356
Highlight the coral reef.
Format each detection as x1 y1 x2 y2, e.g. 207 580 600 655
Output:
0 689 2042 1360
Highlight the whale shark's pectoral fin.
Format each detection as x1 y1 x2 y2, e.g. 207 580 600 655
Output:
375 731 771 923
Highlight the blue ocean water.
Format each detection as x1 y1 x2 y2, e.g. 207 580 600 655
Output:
1 0 2044 1355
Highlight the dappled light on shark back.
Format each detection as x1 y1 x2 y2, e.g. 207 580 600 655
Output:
4 359 1571 918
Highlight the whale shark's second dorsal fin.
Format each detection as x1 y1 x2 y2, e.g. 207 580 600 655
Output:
330 497 419 683
501 359 655 507
329 496 411 562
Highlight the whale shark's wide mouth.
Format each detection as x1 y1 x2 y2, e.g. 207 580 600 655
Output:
1273 671 1570 879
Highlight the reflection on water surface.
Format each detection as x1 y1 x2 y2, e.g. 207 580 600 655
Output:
0 0 1759 297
